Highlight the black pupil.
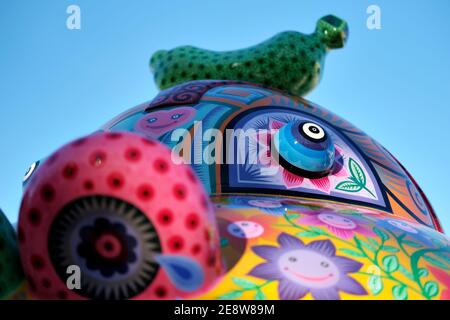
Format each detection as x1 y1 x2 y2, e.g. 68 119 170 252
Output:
309 126 319 134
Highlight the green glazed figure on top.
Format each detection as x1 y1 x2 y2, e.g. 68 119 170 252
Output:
150 15 348 96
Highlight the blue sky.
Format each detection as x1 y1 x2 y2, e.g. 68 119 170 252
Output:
1 0 449 231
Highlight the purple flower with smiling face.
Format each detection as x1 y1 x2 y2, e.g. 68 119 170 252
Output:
248 233 367 300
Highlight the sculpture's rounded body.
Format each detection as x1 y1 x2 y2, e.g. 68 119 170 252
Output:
92 80 449 300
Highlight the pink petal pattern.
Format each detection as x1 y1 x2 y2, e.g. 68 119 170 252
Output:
310 176 331 193
282 169 305 189
354 225 376 237
269 119 286 130
333 166 348 177
257 131 273 166
326 226 354 240
296 216 322 226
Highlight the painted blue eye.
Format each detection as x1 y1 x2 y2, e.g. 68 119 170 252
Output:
147 117 157 123
171 113 183 120
23 160 40 187
273 121 335 178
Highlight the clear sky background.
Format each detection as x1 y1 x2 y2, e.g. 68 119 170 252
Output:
1 0 449 230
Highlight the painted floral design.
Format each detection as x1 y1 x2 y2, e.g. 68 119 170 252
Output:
248 232 367 300
256 119 347 193
228 221 265 239
297 210 375 240
77 218 137 277
282 213 450 300
215 207 450 300
335 157 375 198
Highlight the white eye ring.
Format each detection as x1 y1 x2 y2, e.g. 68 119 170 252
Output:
302 122 325 140
23 161 38 182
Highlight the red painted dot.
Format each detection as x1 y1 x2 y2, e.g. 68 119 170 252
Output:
89 150 107 167
137 184 154 201
95 234 122 259
27 208 41 226
62 162 78 179
173 184 187 200
105 132 122 140
83 180 95 191
125 148 142 162
31 255 45 271
40 184 55 202
107 172 125 190
207 251 216 267
154 158 169 173
42 278 51 289
142 137 156 146
157 209 173 226
191 244 201 255
185 213 200 230
154 286 167 298
168 236 184 252
57 290 68 299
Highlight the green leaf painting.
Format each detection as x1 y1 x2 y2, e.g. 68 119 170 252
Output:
349 158 366 186
392 284 408 300
423 281 439 299
254 290 266 300
335 181 361 192
368 274 383 295
232 277 258 289
219 290 243 300
335 158 375 197
382 255 399 273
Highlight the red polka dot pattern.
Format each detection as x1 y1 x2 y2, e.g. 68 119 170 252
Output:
154 158 169 173
18 131 221 300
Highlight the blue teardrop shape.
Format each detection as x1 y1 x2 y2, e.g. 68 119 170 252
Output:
156 255 205 292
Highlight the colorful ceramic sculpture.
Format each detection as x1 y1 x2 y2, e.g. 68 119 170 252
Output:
150 15 348 96
12 14 450 300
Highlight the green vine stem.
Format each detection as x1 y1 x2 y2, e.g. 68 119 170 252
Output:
219 279 274 300
387 230 409 256
387 228 448 299
410 248 442 298
353 233 423 297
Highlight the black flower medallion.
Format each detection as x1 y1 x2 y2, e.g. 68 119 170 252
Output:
77 218 138 277
49 196 161 299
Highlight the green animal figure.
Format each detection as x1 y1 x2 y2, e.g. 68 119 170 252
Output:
150 15 348 96
0 208 24 299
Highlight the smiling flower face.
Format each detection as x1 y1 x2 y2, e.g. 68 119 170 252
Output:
386 219 418 234
227 220 265 239
297 210 375 240
378 218 434 246
247 199 283 209
135 106 196 138
249 233 367 300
